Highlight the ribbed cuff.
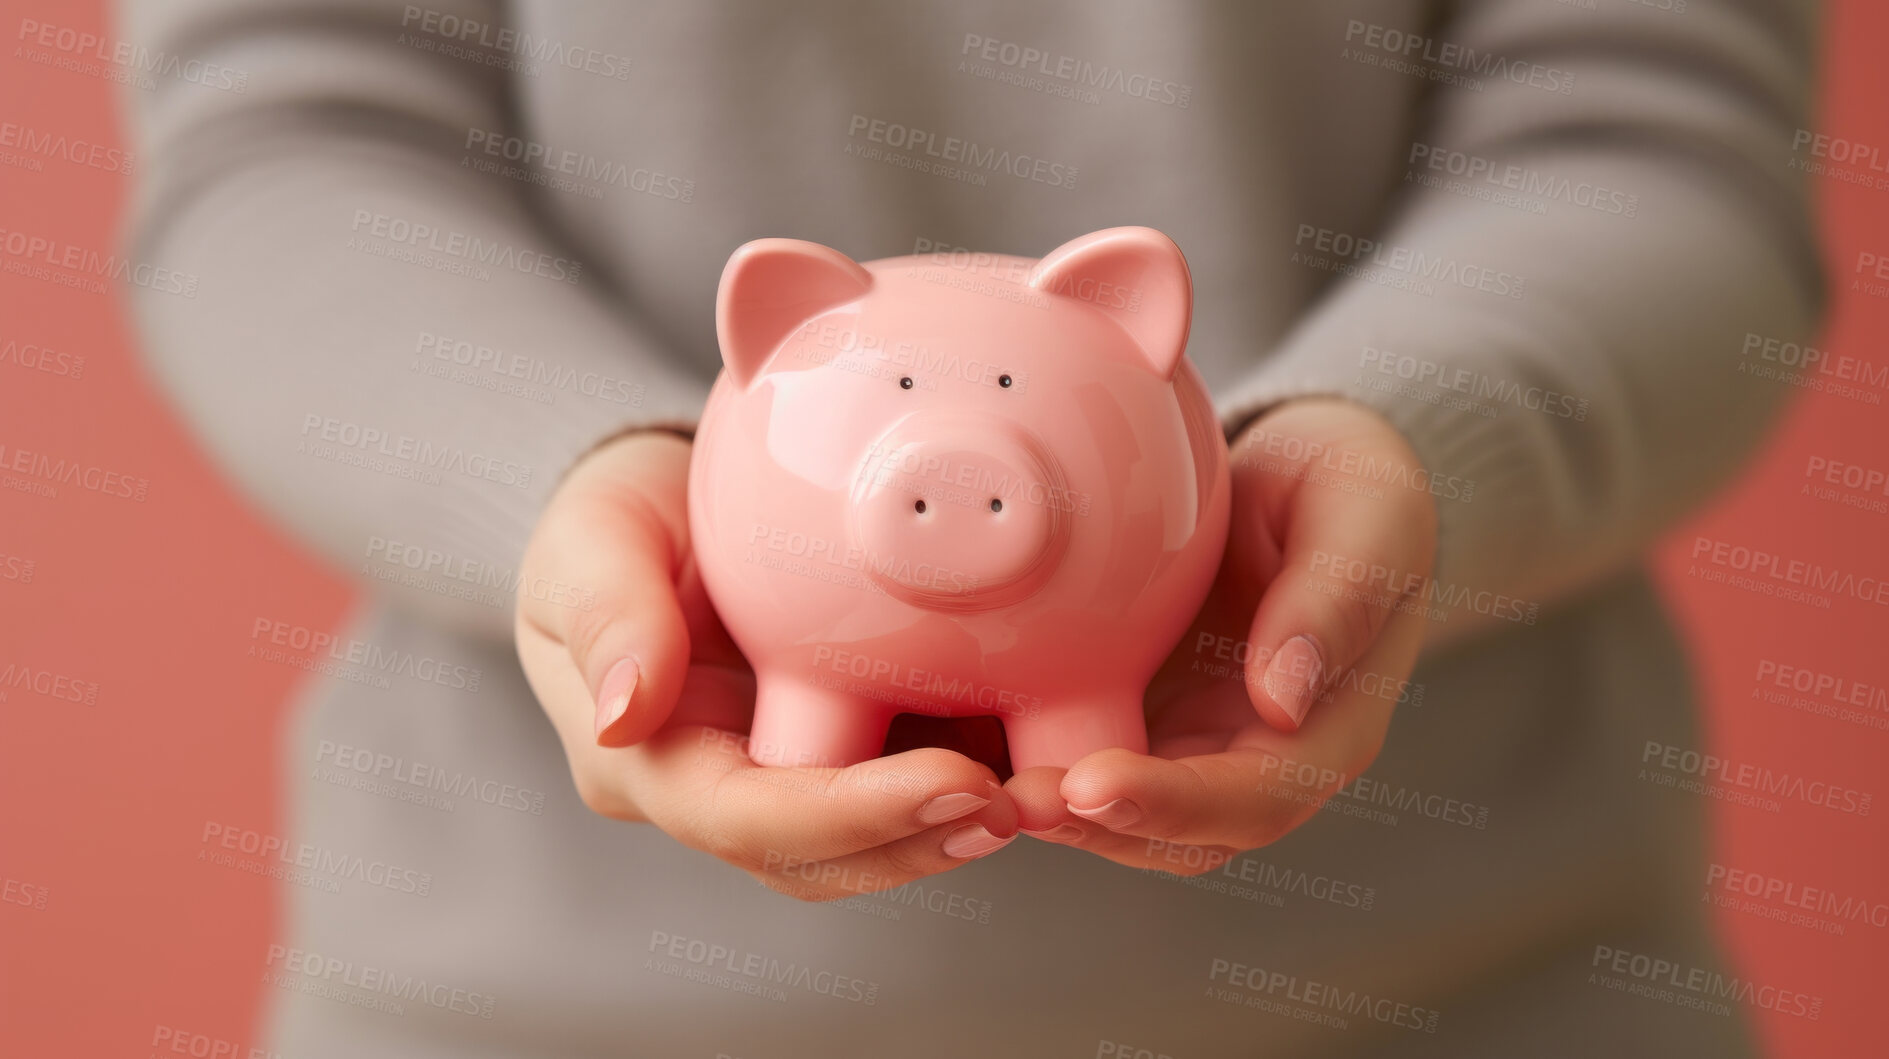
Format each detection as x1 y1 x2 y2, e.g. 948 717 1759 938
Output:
1212 301 1578 599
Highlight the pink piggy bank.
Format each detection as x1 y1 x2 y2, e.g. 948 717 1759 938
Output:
688 227 1231 771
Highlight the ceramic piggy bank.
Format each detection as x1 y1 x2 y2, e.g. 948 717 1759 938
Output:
688 227 1231 771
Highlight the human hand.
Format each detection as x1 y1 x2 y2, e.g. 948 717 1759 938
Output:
1004 398 1437 868
515 430 1018 899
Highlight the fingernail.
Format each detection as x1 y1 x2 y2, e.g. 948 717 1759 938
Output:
1263 634 1324 726
1022 825 1083 843
917 792 990 825
1067 798 1142 830
594 657 640 740
942 824 1014 859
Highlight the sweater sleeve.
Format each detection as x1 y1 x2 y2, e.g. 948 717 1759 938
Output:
115 0 711 642
1216 0 1825 636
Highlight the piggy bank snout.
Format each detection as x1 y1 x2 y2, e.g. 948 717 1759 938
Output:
852 418 1069 610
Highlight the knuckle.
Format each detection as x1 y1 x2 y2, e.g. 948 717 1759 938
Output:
903 748 992 793
1332 597 1383 662
564 606 615 672
838 816 897 853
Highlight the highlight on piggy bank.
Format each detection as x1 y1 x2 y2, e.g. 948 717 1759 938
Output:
687 228 1231 771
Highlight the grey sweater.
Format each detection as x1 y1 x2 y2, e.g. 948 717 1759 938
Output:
118 1 1823 1056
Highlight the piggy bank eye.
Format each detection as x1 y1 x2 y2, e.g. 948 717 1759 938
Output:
998 374 1013 388
899 376 914 390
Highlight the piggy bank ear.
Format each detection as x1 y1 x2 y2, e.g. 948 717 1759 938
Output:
1029 227 1192 380
716 239 873 389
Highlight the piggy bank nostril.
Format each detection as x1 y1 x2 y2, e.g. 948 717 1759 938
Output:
914 499 927 514
990 498 1002 513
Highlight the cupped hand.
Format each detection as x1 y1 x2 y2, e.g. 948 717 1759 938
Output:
515 430 1017 900
1004 398 1438 869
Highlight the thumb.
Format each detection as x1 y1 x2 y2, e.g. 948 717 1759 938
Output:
1235 418 1437 732
517 432 694 748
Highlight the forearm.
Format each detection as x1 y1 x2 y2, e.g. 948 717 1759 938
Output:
118 0 710 640
1219 0 1824 640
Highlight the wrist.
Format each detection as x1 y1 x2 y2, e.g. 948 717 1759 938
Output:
1237 396 1422 471
562 423 694 487
1235 395 1439 549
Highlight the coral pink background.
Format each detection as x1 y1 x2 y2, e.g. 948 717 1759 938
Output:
2 1 1885 1054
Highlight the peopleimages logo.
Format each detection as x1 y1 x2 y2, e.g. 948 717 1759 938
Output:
845 114 1078 190
792 317 1035 392
363 536 596 612
414 331 642 405
350 210 581 283
0 551 36 584
1406 142 1636 216
0 441 149 502
1342 20 1575 94
746 520 981 597
1308 550 1538 625
398 6 632 79
265 945 496 1019
1590 945 1822 1021
0 659 99 705
0 337 84 379
0 226 199 296
316 739 546 815
15 18 249 91
646 931 880 1005
1292 224 1525 299
0 119 133 174
202 823 432 897
1752 658 1889 730
1641 740 1872 815
809 644 1043 720
149 1024 281 1059
867 440 1094 516
1739 331 1889 397
1706 863 1889 930
1790 129 1889 191
463 129 694 202
958 33 1193 108
1144 843 1380 911
250 616 485 692
298 413 533 488
1689 535 1889 608
1360 346 1589 421
1259 752 1492 829
1239 423 1477 502
1208 958 1441 1032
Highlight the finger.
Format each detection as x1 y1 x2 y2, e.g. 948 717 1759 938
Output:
516 432 694 748
1058 833 1245 874
754 819 1019 902
1060 747 1303 849
1235 424 1436 732
1006 765 1078 837
523 641 756 823
1059 610 1424 847
630 729 1016 869
1006 767 1246 870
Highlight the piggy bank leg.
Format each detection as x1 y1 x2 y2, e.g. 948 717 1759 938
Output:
746 676 893 768
1004 699 1149 772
